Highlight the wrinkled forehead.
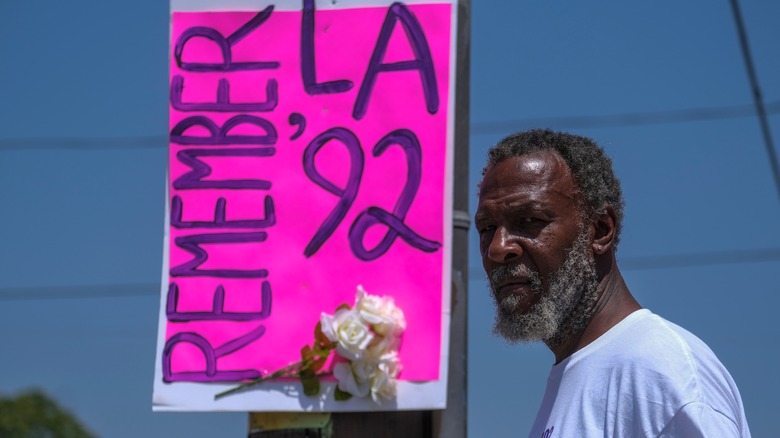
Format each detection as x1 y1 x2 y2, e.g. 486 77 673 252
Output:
478 150 577 198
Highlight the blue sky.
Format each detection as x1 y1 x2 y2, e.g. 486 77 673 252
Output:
1 0 778 437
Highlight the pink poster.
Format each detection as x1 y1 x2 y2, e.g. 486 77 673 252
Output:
162 0 452 394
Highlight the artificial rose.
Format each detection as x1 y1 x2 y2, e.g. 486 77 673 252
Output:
355 285 407 337
377 351 402 377
350 357 377 384
333 361 369 398
366 332 401 360
382 305 407 337
369 353 401 403
320 308 374 361
370 371 394 403
354 286 386 324
365 351 400 403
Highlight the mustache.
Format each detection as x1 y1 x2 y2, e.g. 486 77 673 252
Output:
489 264 541 290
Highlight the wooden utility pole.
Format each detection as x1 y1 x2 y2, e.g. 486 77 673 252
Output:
248 1 470 436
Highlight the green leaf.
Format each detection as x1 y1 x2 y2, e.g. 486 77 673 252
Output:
301 345 314 362
311 356 328 372
312 347 330 357
334 386 353 401
301 374 320 397
314 322 331 349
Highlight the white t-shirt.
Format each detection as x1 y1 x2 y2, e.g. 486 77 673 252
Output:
529 309 751 437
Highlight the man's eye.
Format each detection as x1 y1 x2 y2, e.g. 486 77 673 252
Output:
520 217 537 224
478 225 495 234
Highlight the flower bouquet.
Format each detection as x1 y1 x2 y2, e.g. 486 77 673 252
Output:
215 285 405 403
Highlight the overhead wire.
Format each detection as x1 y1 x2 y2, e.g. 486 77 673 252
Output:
467 247 780 280
0 135 167 151
472 101 780 135
1 101 779 151
729 0 780 204
0 283 159 301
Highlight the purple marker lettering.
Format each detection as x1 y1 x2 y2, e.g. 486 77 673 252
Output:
302 127 364 257
162 327 265 382
166 281 272 322
170 114 277 146
171 195 275 229
170 232 269 278
173 148 275 191
171 76 278 112
174 7 279 72
301 0 353 94
348 129 441 260
353 2 439 120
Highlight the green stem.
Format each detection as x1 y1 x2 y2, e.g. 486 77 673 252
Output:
214 362 301 400
214 343 337 400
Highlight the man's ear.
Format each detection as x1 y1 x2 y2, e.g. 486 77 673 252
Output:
592 205 617 255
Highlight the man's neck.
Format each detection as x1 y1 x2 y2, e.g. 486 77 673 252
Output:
548 259 641 364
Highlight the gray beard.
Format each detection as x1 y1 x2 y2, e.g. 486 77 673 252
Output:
488 228 599 346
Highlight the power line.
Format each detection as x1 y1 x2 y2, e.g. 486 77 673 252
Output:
0 283 159 301
469 247 780 278
617 247 780 270
472 101 780 135
729 0 780 204
1 101 779 151
3 247 780 301
0 135 167 151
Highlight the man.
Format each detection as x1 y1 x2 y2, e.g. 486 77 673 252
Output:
474 129 751 437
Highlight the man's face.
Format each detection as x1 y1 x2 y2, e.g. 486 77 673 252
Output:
474 151 599 344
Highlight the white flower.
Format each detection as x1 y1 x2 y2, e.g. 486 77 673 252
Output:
321 308 374 361
219 287 405 404
367 333 401 360
333 362 369 397
350 357 377 384
377 351 402 377
370 371 394 403
355 285 407 337
369 352 402 403
317 286 406 403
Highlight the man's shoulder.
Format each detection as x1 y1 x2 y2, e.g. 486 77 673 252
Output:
617 311 709 362
537 311 750 437
590 310 722 381
580 309 744 414
574 310 694 367
618 311 729 379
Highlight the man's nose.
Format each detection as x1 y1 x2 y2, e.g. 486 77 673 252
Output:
487 227 522 263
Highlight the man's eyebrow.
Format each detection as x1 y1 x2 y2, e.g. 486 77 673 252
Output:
473 211 489 223
505 199 546 210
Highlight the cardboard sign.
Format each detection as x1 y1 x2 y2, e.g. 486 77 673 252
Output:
154 0 456 412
